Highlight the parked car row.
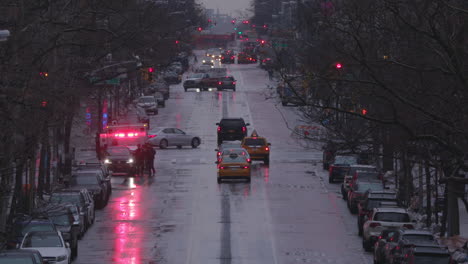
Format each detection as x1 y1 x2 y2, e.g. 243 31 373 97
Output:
1 161 112 263
326 155 454 264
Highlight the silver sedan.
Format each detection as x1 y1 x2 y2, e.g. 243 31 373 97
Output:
147 127 201 149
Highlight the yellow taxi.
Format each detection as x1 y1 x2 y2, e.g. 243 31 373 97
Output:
241 130 271 165
216 152 251 183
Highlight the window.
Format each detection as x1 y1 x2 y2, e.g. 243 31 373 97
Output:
21 223 55 236
22 233 63 248
49 212 72 226
72 174 98 185
243 138 266 146
163 128 174 133
174 129 185 134
374 212 410 222
107 147 130 155
50 194 81 205
334 155 358 165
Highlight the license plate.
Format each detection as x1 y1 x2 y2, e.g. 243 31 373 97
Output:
229 130 235 133
229 167 239 170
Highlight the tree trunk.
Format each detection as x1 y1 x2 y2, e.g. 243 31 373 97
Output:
63 109 74 183
440 183 448 236
382 128 394 171
425 161 432 227
447 179 460 236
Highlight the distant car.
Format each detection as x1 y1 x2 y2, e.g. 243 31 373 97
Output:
62 203 86 239
147 80 170 100
49 189 95 229
400 245 451 264
217 76 236 91
103 146 135 176
362 207 414 252
202 59 214 67
154 92 165 107
216 118 250 145
221 51 235 63
147 127 201 149
328 155 358 183
217 148 251 164
241 131 271 164
163 70 181 84
0 250 43 264
73 161 112 195
194 65 212 73
68 170 108 209
217 152 251 183
346 180 384 214
215 141 243 157
341 165 379 200
136 96 158 115
19 231 71 264
183 73 208 91
357 190 398 236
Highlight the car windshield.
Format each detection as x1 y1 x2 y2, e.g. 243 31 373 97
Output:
334 156 358 165
22 233 63 248
357 171 380 180
413 255 450 264
49 213 71 226
0 256 35 264
138 97 154 103
220 76 234 81
220 120 244 127
222 148 248 156
189 73 204 78
72 174 98 185
21 223 55 236
107 147 130 156
50 194 82 205
403 234 435 242
243 138 266 146
356 182 383 192
349 166 377 175
222 155 247 163
366 200 398 210
374 212 410 222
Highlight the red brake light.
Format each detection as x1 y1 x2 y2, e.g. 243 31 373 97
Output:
242 126 246 133
247 158 251 162
395 246 400 251
403 224 414 229
217 126 221 132
265 147 269 151
369 222 381 228
217 152 221 156
378 236 383 239
232 81 236 85
218 81 222 85
243 166 249 169
221 56 224 59
148 135 156 138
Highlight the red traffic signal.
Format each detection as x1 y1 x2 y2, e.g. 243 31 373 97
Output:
231 20 236 24
148 67 154 73
335 63 342 69
242 20 249 24
41 101 48 107
175 40 180 44
197 27 202 32
361 109 367 115
208 19 212 23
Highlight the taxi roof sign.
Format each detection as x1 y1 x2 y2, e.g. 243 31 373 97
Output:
250 130 259 137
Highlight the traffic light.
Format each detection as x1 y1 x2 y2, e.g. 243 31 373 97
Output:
175 40 180 44
148 67 154 82
263 24 268 28
197 27 202 32
260 40 266 46
335 63 342 69
41 101 48 108
231 19 236 24
361 109 367 115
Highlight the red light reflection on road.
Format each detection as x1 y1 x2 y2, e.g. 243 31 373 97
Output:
263 166 270 183
176 113 181 129
113 188 142 264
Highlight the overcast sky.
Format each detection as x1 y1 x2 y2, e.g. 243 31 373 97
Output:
198 0 252 17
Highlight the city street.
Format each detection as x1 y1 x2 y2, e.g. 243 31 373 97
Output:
75 59 373 264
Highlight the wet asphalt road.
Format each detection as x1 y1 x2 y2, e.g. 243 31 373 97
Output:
74 57 373 264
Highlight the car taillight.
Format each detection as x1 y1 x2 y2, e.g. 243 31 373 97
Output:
243 166 249 169
247 158 251 162
265 147 269 151
217 126 221 132
217 152 221 156
221 56 224 59
395 246 400 251
369 222 381 228
242 126 246 133
148 135 156 138
403 224 414 229
219 166 225 169
232 81 236 85
218 81 222 85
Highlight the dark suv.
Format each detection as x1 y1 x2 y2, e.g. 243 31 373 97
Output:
216 118 250 145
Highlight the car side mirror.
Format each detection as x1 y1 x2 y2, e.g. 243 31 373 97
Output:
268 143 271 146
215 149 219 151
216 123 220 125
245 123 250 126
384 186 390 189
66 242 70 248
215 161 219 164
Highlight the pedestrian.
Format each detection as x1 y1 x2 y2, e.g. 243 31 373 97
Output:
144 143 156 175
134 144 145 176
267 69 273 80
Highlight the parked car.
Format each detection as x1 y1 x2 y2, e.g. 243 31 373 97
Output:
154 92 165 107
68 170 108 209
357 190 398 236
147 80 170 100
341 165 379 200
347 180 385 214
328 155 358 183
63 203 86 239
183 73 208 91
136 96 158 115
163 70 181 84
0 249 43 264
362 207 414 252
73 161 112 196
49 189 95 229
34 205 79 259
147 127 201 149
19 231 71 264
381 229 439 264
103 146 135 176
399 245 452 264
7 216 57 250
216 118 250 145
136 106 150 125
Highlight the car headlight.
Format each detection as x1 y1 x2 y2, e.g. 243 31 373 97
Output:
127 158 134 163
57 255 68 261
104 159 111 164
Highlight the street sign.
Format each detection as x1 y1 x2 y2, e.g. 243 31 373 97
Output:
90 76 120 85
